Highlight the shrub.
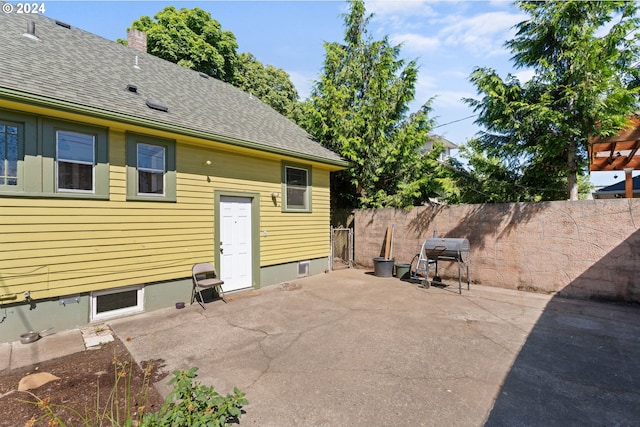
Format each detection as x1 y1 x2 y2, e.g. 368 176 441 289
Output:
141 367 248 427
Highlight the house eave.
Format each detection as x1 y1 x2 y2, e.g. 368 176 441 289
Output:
593 190 640 199
0 87 350 170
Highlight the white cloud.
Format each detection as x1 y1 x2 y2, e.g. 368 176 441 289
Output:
412 75 438 107
416 73 438 91
365 0 438 19
439 11 525 56
488 0 515 9
287 70 318 100
390 33 440 52
514 69 535 83
432 90 475 109
448 69 472 80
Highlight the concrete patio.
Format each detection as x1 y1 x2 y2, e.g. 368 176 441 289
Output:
104 268 640 426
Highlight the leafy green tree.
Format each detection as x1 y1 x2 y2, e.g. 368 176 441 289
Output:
450 137 594 204
465 0 640 201
301 0 444 208
128 6 239 83
234 53 300 119
452 137 567 204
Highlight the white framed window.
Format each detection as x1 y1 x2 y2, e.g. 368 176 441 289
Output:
56 130 95 193
283 164 311 212
90 285 144 321
137 142 165 195
126 133 176 202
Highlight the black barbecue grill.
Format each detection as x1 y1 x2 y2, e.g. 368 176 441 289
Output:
415 237 470 293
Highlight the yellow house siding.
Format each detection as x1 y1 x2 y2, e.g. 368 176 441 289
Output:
0 110 335 300
179 144 332 267
0 198 215 299
109 130 127 201
260 166 331 265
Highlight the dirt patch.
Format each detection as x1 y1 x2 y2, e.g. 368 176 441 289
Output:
280 282 301 291
0 338 166 426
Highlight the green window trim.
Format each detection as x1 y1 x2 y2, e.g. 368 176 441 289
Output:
42 118 109 198
125 132 176 202
0 110 109 199
0 117 26 192
281 161 312 213
55 130 96 193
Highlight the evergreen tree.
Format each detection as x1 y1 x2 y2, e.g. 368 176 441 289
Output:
465 0 640 201
302 0 445 208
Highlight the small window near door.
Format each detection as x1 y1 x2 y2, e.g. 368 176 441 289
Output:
91 286 144 321
282 163 311 212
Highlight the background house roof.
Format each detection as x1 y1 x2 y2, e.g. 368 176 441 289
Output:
593 175 640 198
425 134 458 151
0 11 347 166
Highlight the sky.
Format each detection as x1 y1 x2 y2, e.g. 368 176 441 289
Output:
20 0 623 186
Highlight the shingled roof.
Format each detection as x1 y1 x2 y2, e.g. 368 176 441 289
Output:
0 11 347 167
593 175 640 198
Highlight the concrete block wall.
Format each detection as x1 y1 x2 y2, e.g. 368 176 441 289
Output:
354 199 640 302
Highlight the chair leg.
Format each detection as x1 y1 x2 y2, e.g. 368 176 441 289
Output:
191 285 204 307
217 285 226 303
197 289 206 309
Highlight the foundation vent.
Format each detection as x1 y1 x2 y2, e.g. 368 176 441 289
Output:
298 260 310 278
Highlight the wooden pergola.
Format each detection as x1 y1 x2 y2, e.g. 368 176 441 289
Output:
589 116 640 198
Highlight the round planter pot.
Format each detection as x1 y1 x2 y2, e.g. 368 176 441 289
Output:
395 263 411 280
372 257 394 277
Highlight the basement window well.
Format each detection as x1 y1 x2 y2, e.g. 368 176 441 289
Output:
90 286 144 321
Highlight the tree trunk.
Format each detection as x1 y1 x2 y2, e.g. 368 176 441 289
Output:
567 139 578 200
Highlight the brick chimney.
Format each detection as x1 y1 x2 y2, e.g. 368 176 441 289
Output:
127 28 147 53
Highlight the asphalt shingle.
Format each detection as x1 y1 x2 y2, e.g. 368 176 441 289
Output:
0 11 346 166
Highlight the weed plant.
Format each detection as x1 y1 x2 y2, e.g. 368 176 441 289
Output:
22 355 247 427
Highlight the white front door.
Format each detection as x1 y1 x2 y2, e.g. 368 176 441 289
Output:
219 196 253 292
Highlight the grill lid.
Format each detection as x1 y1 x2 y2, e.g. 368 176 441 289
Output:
422 238 470 262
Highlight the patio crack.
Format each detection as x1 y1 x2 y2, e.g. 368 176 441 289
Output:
267 365 480 383
464 319 513 352
303 288 412 314
226 311 350 391
461 294 534 335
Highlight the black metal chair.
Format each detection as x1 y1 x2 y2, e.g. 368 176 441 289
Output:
191 262 226 308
